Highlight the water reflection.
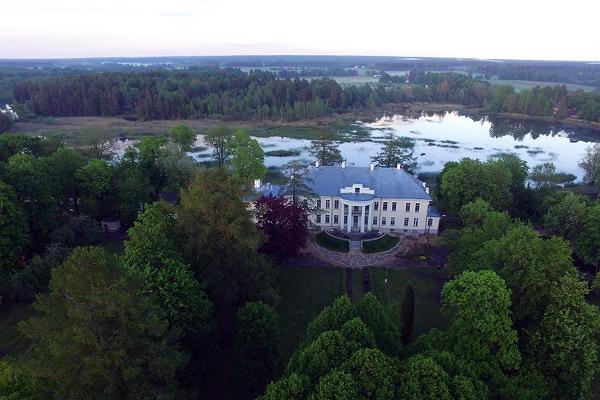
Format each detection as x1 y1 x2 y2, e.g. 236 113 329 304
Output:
113 111 599 181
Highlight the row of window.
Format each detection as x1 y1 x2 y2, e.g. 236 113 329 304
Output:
315 215 434 227
374 201 421 212
316 199 341 209
315 199 422 213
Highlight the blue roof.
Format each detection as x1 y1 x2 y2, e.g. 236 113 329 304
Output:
243 184 282 202
427 205 442 217
305 166 431 200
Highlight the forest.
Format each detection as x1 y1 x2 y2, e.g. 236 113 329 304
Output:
3 67 598 129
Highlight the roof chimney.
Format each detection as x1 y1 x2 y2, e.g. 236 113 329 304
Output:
254 179 261 189
315 160 320 167
370 163 375 171
341 161 346 169
425 187 430 194
396 163 402 170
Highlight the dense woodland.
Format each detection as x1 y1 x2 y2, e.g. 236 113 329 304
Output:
5 68 600 129
0 124 600 398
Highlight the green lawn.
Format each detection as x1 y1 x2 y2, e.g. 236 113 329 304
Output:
368 267 448 338
315 231 349 253
278 266 345 359
362 235 400 253
277 264 448 360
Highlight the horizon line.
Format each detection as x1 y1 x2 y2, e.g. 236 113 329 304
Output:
0 54 598 64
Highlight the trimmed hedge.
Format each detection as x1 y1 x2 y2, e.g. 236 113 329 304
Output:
315 231 349 253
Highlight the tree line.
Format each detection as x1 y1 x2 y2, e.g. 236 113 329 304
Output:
12 68 376 121
10 69 600 128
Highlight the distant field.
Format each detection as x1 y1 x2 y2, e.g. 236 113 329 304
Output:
487 79 597 92
329 75 379 85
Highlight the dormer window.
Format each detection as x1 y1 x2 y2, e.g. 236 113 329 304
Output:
354 187 360 193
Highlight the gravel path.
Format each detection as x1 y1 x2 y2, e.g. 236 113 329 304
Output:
303 238 409 268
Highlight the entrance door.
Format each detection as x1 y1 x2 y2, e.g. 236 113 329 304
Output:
353 215 359 229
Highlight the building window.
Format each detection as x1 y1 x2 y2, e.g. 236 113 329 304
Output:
427 218 433 227
392 202 397 211
364 216 369 225
383 202 388 211
302 199 308 208
373 216 378 225
334 215 339 224
413 218 419 227
355 187 360 193
344 215 348 224
405 202 411 212
374 201 379 211
382 217 387 226
353 206 360 212
325 215 330 223
404 218 409 226
316 199 321 208
325 200 330 209
316 215 321 223
415 203 420 212
390 217 395 226
334 200 339 209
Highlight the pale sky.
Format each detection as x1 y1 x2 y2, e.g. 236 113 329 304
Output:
2 0 599 61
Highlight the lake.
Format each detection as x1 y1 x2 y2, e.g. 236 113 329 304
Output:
187 111 599 181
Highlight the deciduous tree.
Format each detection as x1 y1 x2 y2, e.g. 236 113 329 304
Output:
236 301 281 393
442 270 520 393
229 129 266 187
529 275 600 399
20 247 185 400
205 124 232 168
439 158 512 214
179 170 277 306
0 182 28 274
255 195 308 260
168 124 196 151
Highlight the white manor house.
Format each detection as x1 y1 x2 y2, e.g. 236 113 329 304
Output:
257 162 441 235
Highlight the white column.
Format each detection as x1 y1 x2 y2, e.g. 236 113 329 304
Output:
346 203 351 232
368 203 373 231
360 205 365 233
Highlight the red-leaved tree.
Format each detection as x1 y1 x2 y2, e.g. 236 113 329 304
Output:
255 195 308 260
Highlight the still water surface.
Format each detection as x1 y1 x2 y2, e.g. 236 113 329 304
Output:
122 111 599 181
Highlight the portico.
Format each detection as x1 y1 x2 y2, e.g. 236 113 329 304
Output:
339 195 374 233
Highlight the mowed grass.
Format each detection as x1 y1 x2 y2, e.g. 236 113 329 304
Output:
362 235 400 253
277 264 448 360
278 266 345 359
368 267 449 337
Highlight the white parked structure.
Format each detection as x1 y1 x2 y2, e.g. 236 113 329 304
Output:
305 162 440 235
